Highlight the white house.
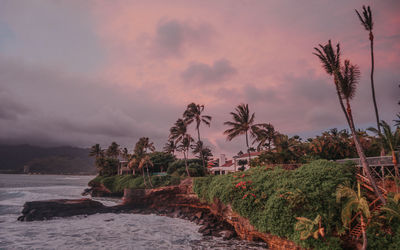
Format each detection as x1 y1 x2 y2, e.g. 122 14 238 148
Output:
208 152 262 175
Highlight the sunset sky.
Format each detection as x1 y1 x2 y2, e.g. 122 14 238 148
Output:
0 0 399 157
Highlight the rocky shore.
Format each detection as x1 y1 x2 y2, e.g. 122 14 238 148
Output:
19 178 301 249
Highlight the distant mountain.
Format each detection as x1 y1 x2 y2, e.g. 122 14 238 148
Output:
0 144 96 175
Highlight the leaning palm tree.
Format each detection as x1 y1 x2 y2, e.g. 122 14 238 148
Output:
337 182 370 250
183 103 212 170
356 6 381 136
169 119 188 145
314 41 386 205
224 104 257 164
368 121 400 191
138 155 154 188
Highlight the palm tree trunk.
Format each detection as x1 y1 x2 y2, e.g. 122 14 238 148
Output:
361 216 367 250
245 130 251 167
346 101 386 205
146 166 153 188
142 169 147 188
183 151 190 177
369 32 381 134
197 128 206 171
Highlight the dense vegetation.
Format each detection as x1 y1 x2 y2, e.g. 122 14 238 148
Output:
194 160 356 249
0 144 95 174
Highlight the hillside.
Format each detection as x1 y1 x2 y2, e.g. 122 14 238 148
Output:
0 144 96 175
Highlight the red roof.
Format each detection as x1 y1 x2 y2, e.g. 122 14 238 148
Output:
220 160 234 167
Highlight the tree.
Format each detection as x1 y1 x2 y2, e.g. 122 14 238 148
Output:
183 103 212 170
237 159 248 171
89 144 103 158
368 121 400 191
224 104 257 164
356 6 381 135
252 123 276 151
191 141 213 163
163 140 176 156
128 137 156 187
381 193 400 224
314 40 386 205
337 182 370 250
176 134 194 177
106 142 120 159
121 147 130 161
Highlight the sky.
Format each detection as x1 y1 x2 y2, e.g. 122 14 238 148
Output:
0 0 399 158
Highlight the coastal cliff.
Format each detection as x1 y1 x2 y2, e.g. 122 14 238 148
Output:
122 178 302 249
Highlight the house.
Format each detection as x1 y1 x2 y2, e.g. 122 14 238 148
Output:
233 151 262 170
208 152 262 175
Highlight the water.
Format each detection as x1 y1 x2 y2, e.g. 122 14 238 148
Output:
0 174 267 249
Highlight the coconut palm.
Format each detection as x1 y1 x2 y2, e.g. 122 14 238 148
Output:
368 120 400 191
252 123 276 151
121 147 130 161
356 6 381 136
177 134 194 177
128 137 156 187
191 141 213 162
295 214 325 240
314 41 386 205
106 142 120 159
337 182 370 250
183 103 212 170
395 113 400 127
163 139 176 155
169 119 188 145
224 104 258 164
89 144 103 158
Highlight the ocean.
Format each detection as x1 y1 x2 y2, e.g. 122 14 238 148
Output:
0 174 267 249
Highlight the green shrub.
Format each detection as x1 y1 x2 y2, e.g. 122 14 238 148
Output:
193 160 356 248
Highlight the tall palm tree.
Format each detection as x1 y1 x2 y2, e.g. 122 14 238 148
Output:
128 137 156 187
89 144 103 158
224 104 257 164
191 141 213 162
121 147 130 161
356 6 381 135
177 134 194 177
163 139 176 155
337 182 370 250
368 120 400 191
183 103 212 170
314 41 386 205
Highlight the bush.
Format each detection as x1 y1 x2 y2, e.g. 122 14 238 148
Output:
193 160 356 248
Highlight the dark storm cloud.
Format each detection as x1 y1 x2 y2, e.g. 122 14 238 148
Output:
181 59 237 84
0 57 179 149
154 19 214 57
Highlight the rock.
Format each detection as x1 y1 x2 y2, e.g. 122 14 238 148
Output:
219 230 236 240
212 230 221 237
18 199 127 222
198 225 209 233
195 211 203 219
81 188 92 196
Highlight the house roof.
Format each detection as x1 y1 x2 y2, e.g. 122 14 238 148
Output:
220 160 234 167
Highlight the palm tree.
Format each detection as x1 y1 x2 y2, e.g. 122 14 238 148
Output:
368 121 400 191
89 144 103 158
177 134 194 177
128 137 156 187
191 141 213 162
106 142 120 159
183 103 212 170
314 41 386 205
356 6 381 136
121 148 130 161
395 113 400 127
224 104 257 164
295 214 325 240
337 182 370 250
163 140 176 155
252 123 276 151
